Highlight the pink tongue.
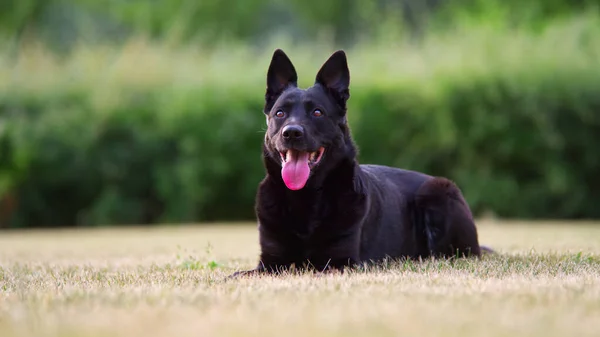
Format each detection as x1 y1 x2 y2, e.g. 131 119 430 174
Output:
281 150 310 190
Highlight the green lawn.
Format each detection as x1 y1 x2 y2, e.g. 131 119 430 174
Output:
1 221 599 337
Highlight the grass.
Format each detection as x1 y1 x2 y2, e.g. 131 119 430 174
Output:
0 220 599 337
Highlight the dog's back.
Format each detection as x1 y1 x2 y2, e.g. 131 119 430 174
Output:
357 164 482 261
356 165 431 260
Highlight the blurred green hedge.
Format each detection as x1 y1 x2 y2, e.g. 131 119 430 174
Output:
1 0 600 48
2 17 600 227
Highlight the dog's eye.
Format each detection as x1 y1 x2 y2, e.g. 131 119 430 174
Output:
312 109 323 117
275 110 285 118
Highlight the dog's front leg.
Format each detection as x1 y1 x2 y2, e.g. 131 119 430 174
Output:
226 230 300 279
309 229 361 273
249 222 305 276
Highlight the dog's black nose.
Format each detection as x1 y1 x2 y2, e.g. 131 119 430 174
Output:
282 125 304 139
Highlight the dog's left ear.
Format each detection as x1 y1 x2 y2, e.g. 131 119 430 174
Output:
315 50 350 112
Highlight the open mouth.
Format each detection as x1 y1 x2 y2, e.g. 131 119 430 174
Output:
279 147 325 167
278 147 325 191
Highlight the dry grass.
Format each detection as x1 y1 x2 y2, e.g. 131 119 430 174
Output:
1 220 599 337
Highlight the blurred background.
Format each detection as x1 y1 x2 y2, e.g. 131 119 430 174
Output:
1 0 599 229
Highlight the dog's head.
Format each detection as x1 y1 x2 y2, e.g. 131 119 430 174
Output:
262 49 354 191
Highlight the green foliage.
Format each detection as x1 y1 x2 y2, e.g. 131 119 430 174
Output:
1 84 265 227
2 16 600 227
1 0 600 47
91 0 273 43
0 0 41 33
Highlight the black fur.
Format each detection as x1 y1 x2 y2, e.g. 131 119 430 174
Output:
231 49 492 277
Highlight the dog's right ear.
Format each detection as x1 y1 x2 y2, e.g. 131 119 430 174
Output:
265 49 298 113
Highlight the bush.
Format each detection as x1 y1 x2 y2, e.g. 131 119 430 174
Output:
1 0 599 48
2 17 600 227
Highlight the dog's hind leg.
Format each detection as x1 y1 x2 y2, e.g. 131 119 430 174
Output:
414 177 483 258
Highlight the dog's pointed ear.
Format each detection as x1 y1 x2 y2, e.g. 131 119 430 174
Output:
315 50 350 111
265 49 298 113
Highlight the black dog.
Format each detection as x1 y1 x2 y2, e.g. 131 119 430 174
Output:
232 49 491 277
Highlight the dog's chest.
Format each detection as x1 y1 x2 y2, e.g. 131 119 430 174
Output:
285 189 363 243
285 197 330 240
